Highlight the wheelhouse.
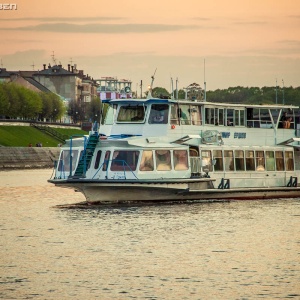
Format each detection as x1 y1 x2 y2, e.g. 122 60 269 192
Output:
101 98 298 129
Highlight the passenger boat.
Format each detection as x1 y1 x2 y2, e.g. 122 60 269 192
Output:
48 83 300 204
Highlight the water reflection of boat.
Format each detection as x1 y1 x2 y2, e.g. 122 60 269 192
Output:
48 82 300 204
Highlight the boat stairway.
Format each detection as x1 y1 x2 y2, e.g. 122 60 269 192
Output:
73 132 99 178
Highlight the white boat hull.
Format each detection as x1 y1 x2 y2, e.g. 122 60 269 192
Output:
49 178 300 204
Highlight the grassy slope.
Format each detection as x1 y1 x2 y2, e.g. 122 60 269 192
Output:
0 126 88 147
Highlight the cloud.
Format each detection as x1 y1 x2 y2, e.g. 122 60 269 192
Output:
232 21 268 25
0 17 123 22
3 23 201 33
192 17 211 21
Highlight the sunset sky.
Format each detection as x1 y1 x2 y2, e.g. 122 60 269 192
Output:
1 0 300 92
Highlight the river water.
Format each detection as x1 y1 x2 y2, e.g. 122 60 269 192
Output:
0 169 299 299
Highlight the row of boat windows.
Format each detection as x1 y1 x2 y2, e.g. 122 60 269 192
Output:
102 103 296 128
57 149 189 172
198 149 294 172
96 149 189 172
58 148 295 173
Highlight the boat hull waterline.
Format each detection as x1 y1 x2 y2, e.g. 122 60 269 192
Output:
50 179 300 204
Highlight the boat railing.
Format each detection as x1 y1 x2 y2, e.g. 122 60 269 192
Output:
246 119 273 128
92 159 138 180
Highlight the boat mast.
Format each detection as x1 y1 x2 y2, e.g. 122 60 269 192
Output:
204 58 206 102
275 78 278 105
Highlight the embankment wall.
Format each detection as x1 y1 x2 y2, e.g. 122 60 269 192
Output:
0 147 60 170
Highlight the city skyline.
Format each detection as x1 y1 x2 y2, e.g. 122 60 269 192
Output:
1 0 300 91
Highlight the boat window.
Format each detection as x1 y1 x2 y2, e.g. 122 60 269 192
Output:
235 150 245 171
149 104 169 124
58 150 79 172
179 104 191 125
155 150 171 170
256 151 265 171
213 150 223 171
275 151 284 171
117 105 146 123
285 151 294 171
234 109 245 127
224 150 234 171
178 104 202 125
170 104 179 125
218 109 224 126
234 110 239 126
246 108 253 127
201 150 213 172
111 151 139 171
189 147 199 157
173 150 188 170
155 150 171 171
94 150 102 169
191 105 202 125
102 151 111 171
247 108 260 128
245 150 255 171
139 150 154 171
240 110 245 126
266 151 275 171
205 108 215 125
226 109 234 126
101 104 116 125
252 108 259 128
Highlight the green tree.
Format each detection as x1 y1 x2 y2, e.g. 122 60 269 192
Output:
40 92 54 120
86 97 101 122
17 86 42 119
151 87 170 98
0 84 10 117
5 83 21 118
51 94 65 121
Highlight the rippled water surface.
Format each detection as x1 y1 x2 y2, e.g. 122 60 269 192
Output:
0 169 299 299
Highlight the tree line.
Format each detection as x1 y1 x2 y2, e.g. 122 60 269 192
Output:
0 82 101 123
1 83 299 122
152 86 300 106
206 86 300 106
0 82 65 121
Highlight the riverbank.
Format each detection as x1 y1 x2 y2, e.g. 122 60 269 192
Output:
0 147 60 170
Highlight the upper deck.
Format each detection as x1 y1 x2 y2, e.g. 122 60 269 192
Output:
99 97 299 147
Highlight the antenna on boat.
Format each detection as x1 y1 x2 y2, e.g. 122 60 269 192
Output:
170 77 174 99
275 78 278 105
147 68 157 98
204 58 206 102
176 77 178 100
282 79 285 105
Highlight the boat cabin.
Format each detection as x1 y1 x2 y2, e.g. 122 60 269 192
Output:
100 98 299 147
54 137 192 181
